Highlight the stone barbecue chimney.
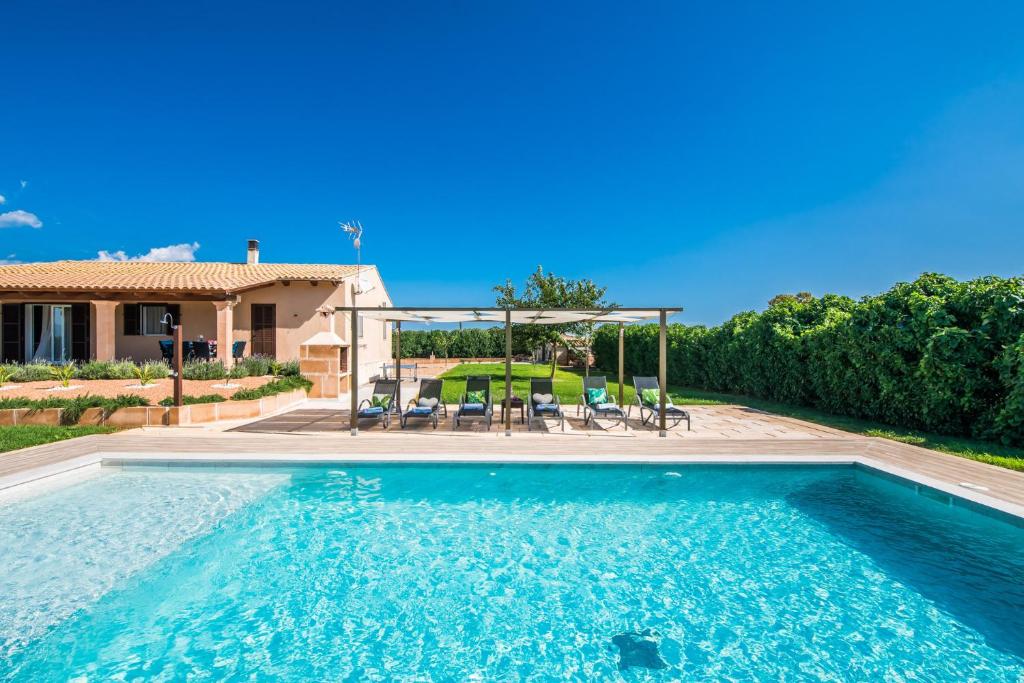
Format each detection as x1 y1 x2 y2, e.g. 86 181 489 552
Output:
246 239 260 264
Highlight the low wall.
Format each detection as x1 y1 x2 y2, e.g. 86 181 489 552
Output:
0 389 307 428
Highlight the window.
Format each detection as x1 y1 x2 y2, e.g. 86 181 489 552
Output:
357 313 364 338
141 304 168 336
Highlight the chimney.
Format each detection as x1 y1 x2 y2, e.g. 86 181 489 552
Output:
246 239 259 264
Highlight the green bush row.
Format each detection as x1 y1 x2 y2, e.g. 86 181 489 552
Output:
0 395 151 425
592 273 1024 446
393 328 530 358
0 356 301 383
158 375 312 406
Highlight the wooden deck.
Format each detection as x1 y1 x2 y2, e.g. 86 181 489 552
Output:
3 404 1024 519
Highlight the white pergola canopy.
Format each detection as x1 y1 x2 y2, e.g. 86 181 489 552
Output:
349 307 677 325
339 306 682 437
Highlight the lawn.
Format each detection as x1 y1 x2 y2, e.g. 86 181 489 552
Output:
437 362 1024 472
0 425 118 454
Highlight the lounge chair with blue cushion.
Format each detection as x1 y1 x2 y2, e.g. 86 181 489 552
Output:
357 379 399 429
401 378 446 429
579 375 626 430
453 375 493 430
232 340 246 360
630 376 690 430
528 377 564 431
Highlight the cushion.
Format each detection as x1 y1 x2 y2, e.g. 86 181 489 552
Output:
595 402 619 411
462 402 484 412
417 397 439 409
466 390 486 404
586 387 608 405
535 403 559 412
532 393 553 405
641 388 660 406
408 406 433 415
371 393 392 409
359 406 384 415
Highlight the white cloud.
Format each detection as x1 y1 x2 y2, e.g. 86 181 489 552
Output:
19 180 28 189
96 242 201 262
0 194 6 204
0 210 43 229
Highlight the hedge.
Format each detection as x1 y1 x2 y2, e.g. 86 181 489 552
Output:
592 273 1024 446
393 328 529 358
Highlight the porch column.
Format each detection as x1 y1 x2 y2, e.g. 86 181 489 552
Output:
91 300 118 361
214 300 235 365
505 309 512 436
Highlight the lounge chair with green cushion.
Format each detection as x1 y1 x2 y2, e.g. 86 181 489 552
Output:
357 379 399 429
579 375 626 430
528 377 564 431
630 376 690 430
453 375 493 430
402 378 446 429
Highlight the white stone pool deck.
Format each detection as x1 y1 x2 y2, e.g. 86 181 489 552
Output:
2 402 1024 521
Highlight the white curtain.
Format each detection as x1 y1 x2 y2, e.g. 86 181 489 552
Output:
31 307 53 362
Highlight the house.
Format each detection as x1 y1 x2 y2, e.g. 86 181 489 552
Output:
0 240 393 380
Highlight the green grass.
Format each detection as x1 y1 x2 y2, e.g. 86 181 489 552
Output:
437 362 1024 472
436 363 726 408
0 425 118 453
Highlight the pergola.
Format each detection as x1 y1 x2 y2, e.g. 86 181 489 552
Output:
339 307 682 437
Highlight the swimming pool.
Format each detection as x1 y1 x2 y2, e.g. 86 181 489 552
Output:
1 463 1022 680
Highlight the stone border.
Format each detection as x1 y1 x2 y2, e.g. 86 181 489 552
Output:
0 389 307 428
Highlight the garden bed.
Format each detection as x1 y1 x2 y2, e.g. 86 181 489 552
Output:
0 376 274 402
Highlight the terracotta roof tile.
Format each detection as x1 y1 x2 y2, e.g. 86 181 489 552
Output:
0 261 364 293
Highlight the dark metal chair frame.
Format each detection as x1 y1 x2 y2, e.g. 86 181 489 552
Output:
527 377 564 431
401 378 446 429
630 376 691 430
453 375 493 430
357 379 400 429
578 375 627 430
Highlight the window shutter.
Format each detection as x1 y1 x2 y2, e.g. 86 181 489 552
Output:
165 304 181 335
124 303 141 336
71 303 90 361
1 304 24 363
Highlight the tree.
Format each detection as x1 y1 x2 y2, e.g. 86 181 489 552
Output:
494 266 613 377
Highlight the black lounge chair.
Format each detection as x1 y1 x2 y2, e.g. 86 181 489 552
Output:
528 377 564 431
357 379 399 429
232 341 246 360
631 376 690 430
453 375 493 430
402 378 446 429
579 376 626 430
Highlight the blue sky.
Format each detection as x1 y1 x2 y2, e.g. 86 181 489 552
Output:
3 1 1024 324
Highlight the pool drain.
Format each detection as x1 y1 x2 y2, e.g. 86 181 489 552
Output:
610 629 667 671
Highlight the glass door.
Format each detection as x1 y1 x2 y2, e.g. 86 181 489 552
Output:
26 304 73 362
51 305 72 363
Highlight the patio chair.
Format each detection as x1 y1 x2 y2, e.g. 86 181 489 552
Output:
579 376 627 430
630 376 690 430
528 377 564 431
181 340 196 361
401 378 446 429
356 379 399 429
453 375 493 430
158 339 174 363
192 341 212 361
232 340 246 360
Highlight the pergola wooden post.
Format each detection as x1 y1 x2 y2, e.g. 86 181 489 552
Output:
617 322 625 408
658 308 667 437
395 320 402 412
504 308 512 436
350 310 359 435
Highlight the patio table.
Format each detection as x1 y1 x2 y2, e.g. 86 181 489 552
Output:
500 396 525 424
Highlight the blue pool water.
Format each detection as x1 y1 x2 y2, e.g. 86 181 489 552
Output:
1 464 1023 681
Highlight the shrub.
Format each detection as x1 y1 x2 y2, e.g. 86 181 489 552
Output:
159 394 227 407
0 394 149 424
182 359 227 381
591 273 1024 447
49 363 76 388
10 363 52 382
133 364 157 386
276 360 301 377
231 375 312 401
76 360 116 380
0 366 12 387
